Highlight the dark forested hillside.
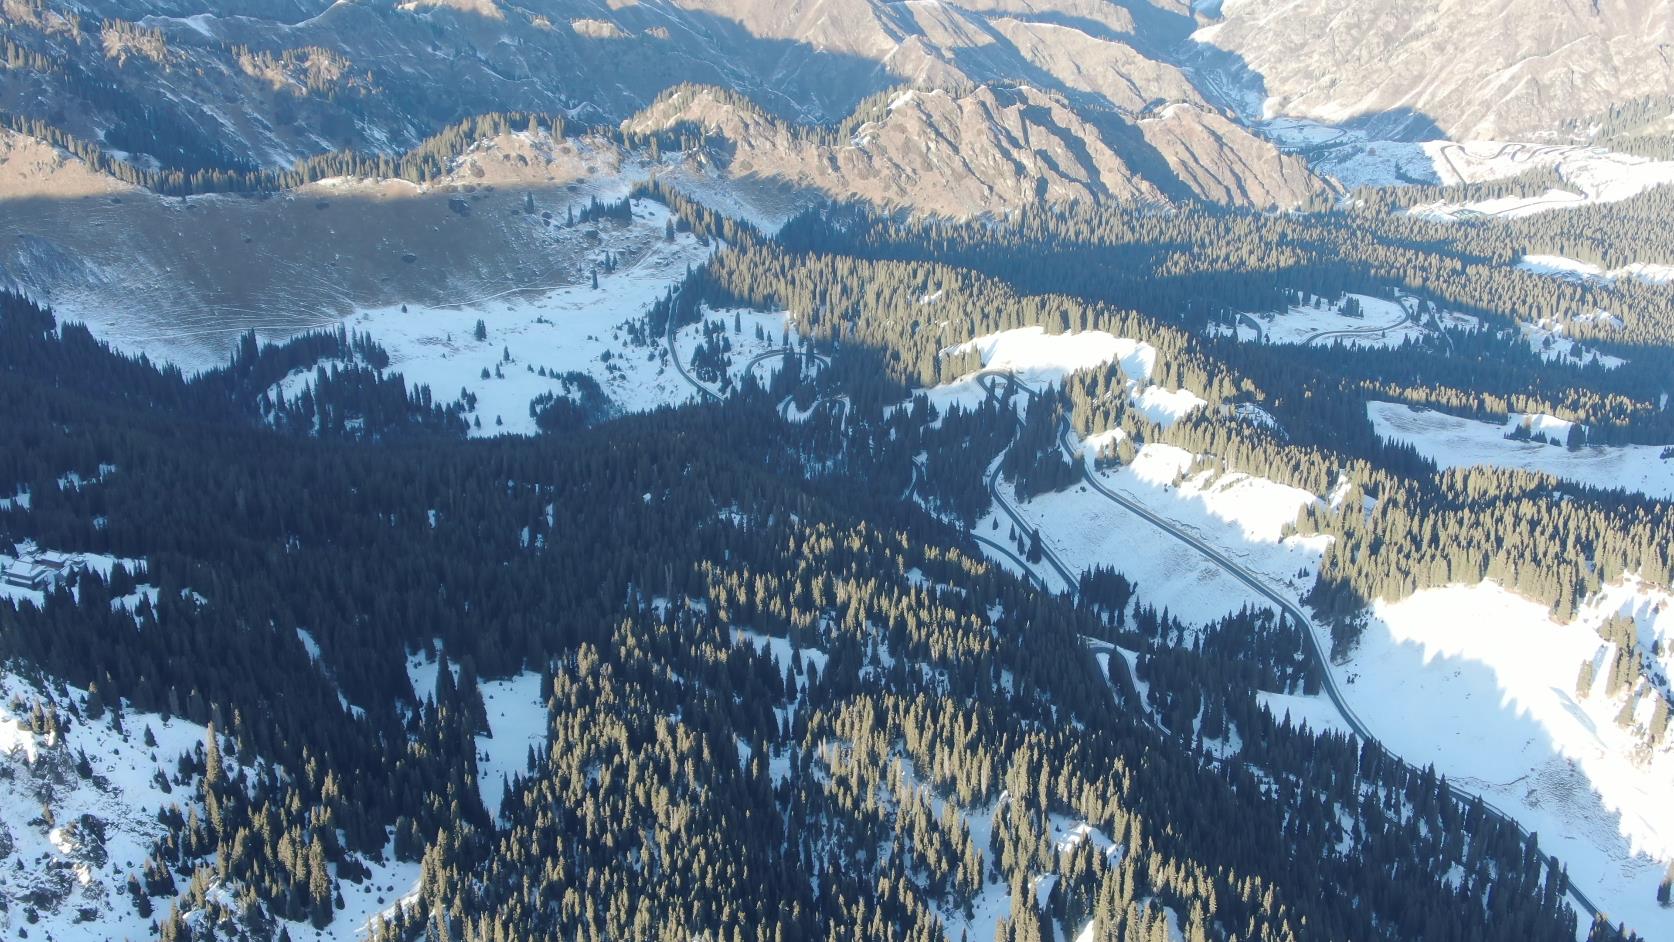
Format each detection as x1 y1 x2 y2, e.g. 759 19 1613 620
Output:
3 0 1674 934
0 286 1632 941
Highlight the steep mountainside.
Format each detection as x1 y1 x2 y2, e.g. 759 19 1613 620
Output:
1191 0 1674 140
627 85 1323 214
0 0 1322 208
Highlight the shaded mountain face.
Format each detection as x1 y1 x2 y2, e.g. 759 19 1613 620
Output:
1191 0 1674 140
0 0 1325 209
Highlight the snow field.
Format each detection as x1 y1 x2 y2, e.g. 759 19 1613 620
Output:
294 202 717 435
475 672 547 822
949 327 1158 386
1255 690 1354 738
1368 401 1674 500
1327 580 1674 935
1408 141 1674 221
676 307 799 397
944 327 1205 426
1512 317 1629 369
1224 292 1426 349
404 650 548 822
1518 254 1674 287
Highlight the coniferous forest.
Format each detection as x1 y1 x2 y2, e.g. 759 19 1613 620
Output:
5 139 1674 940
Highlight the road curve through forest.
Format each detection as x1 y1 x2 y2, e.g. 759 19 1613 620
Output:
665 318 1604 924
974 370 1604 923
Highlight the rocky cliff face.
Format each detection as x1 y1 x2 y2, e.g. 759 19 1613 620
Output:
1191 0 1674 141
0 0 1324 209
629 84 1325 213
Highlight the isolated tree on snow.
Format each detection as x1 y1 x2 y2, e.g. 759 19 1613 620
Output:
1575 658 1596 698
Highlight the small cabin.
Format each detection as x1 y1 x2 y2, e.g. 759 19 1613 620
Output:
2 552 83 590
2 560 50 590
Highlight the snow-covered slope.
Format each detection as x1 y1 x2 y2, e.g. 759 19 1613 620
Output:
986 441 1326 625
0 668 215 940
1518 254 1674 287
1222 292 1431 348
1409 143 1674 220
1368 401 1674 500
276 202 725 433
950 327 1157 388
474 672 546 822
945 328 1205 426
1329 579 1674 935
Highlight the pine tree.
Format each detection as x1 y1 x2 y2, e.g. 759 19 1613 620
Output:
1575 658 1596 698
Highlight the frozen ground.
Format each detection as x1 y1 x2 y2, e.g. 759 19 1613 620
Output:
1249 117 1444 190
1242 123 1674 217
949 327 1158 387
475 671 547 821
262 212 797 436
946 385 1674 934
1328 580 1674 936
1256 689 1354 738
650 163 808 236
0 662 425 942
1368 401 1674 500
0 669 221 941
334 840 423 942
675 308 798 397
404 650 548 823
1513 316 1628 370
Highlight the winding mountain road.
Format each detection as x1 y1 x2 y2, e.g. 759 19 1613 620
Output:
975 370 1604 924
665 317 1603 924
1298 298 1419 347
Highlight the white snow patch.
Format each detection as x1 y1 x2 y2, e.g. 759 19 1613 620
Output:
1512 317 1627 369
1409 142 1674 220
0 670 225 942
339 203 717 435
1368 402 1674 500
1228 293 1425 349
948 327 1156 386
1331 580 1674 933
1518 254 1674 287
938 328 1200 425
732 628 831 677
999 441 1327 625
475 671 546 821
1133 385 1207 426
1257 690 1354 738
